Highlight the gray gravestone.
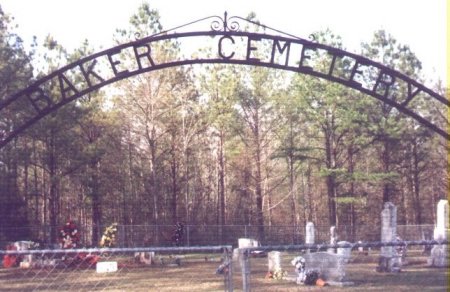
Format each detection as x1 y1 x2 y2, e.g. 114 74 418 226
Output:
302 251 353 285
377 202 401 272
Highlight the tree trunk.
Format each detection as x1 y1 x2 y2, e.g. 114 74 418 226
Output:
325 129 337 226
348 144 356 240
288 120 298 243
218 131 226 242
382 138 392 203
170 134 178 222
254 114 265 242
48 134 59 244
289 155 298 243
412 140 422 224
90 160 101 246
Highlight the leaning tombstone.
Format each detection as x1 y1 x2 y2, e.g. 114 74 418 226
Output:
377 202 401 272
428 199 448 267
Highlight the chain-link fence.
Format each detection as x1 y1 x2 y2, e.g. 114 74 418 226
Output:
0 224 437 248
1 223 447 291
1 240 448 291
1 246 233 291
234 240 449 291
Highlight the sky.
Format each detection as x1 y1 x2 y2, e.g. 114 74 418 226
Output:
1 0 447 87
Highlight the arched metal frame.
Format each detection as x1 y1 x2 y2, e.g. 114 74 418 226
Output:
0 13 448 149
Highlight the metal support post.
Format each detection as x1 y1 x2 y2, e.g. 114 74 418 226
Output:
223 247 233 292
240 248 251 292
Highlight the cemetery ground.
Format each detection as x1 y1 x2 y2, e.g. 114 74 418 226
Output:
0 249 448 291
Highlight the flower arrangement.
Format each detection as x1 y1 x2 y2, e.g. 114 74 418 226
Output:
2 244 18 268
100 223 118 248
171 222 184 246
291 256 327 286
59 220 80 248
265 268 288 280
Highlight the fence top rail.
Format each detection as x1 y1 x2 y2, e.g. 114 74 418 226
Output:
0 223 437 228
3 240 446 255
0 245 233 255
238 240 449 253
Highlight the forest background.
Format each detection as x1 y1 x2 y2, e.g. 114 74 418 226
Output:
0 3 447 247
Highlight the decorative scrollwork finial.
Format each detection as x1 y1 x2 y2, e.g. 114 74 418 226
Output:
210 11 240 32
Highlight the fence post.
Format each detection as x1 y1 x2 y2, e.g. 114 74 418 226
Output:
240 248 251 292
187 225 190 246
224 247 234 292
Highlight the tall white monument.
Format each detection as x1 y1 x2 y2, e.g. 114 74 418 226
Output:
305 222 315 245
429 199 448 267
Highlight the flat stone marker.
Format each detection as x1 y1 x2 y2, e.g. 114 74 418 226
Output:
96 261 118 273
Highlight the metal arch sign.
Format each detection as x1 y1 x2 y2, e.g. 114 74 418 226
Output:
0 14 448 148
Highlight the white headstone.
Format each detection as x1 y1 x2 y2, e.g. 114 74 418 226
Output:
268 251 281 272
305 222 315 245
328 226 338 253
429 199 448 267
